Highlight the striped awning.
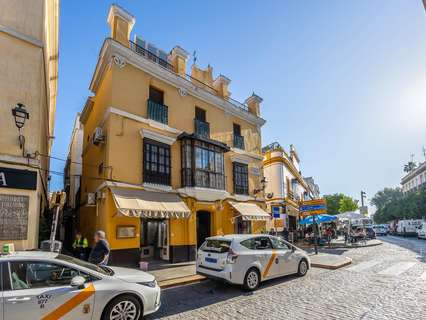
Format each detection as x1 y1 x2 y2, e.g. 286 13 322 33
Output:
229 201 270 221
110 187 191 219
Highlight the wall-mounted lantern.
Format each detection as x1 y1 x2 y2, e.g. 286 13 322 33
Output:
11 103 29 151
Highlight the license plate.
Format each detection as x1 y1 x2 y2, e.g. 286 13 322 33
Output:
205 257 217 263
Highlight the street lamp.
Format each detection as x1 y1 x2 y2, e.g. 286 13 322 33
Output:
11 103 29 151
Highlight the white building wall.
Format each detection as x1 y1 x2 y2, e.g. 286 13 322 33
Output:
67 114 84 208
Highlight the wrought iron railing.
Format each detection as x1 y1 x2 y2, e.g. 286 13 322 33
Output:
127 39 252 116
233 134 245 150
194 119 210 138
129 40 174 71
147 99 168 124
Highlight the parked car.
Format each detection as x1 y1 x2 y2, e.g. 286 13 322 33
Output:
0 251 161 319
372 225 387 236
417 222 426 239
196 234 310 291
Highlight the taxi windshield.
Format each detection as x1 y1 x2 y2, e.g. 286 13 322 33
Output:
55 254 114 276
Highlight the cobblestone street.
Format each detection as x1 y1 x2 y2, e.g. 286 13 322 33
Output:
148 236 426 320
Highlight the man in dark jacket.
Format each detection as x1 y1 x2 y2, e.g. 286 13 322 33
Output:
89 230 110 266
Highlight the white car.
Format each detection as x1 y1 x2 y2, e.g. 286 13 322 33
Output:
196 234 310 291
372 225 387 236
0 251 160 320
417 222 426 239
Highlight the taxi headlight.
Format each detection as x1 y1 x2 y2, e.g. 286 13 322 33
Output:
138 280 157 288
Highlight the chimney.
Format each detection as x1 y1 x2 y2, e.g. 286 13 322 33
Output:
169 46 189 76
213 75 231 98
191 64 214 87
245 92 263 116
107 4 135 47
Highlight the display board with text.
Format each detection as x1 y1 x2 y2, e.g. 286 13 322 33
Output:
300 199 327 216
0 194 29 240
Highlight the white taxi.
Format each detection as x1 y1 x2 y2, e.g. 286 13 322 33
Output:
196 234 310 291
0 251 160 320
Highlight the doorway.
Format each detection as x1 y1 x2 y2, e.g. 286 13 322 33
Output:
196 211 211 248
140 219 169 261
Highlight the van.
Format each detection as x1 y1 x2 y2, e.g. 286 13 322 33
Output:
417 222 426 239
397 220 423 237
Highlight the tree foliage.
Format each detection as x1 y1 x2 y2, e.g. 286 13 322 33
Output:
372 187 426 223
403 161 417 173
339 195 359 213
324 193 359 215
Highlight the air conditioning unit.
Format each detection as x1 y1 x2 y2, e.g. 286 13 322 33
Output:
92 127 105 146
86 193 96 206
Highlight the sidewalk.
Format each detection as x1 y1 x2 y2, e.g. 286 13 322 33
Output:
308 252 352 270
296 238 382 250
149 263 203 288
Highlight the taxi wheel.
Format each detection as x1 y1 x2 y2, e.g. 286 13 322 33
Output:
297 259 308 277
102 294 142 320
243 268 260 291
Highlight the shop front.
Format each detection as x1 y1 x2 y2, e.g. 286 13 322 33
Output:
109 187 192 265
229 201 270 234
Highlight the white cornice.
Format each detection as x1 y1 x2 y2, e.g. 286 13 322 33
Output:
102 107 182 135
90 38 266 128
230 147 263 161
140 128 177 145
177 187 230 202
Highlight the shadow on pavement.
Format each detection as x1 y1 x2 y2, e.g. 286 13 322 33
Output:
146 275 299 319
304 248 348 256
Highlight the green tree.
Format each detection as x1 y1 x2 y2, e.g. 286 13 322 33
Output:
370 187 403 210
403 161 417 173
323 193 358 215
339 195 359 213
323 193 344 215
372 186 426 223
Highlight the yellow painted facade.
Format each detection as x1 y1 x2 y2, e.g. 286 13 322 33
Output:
0 0 59 250
78 5 268 264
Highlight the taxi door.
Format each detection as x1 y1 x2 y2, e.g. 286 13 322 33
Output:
270 236 299 275
253 236 281 280
3 261 95 320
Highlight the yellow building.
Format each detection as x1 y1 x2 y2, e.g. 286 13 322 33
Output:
78 5 269 265
263 142 313 239
0 0 59 250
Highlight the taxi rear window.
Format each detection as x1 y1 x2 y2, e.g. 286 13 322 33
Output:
201 240 231 253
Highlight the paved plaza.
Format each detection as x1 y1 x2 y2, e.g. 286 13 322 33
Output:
148 236 426 320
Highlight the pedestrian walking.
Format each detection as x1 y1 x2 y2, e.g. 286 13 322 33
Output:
283 227 289 241
72 232 88 260
88 230 110 266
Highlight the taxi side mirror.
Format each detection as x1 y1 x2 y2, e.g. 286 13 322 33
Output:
70 276 85 289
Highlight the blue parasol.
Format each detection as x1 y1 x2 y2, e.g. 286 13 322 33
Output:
299 214 337 225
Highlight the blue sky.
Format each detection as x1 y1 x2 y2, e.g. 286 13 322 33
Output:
51 0 426 206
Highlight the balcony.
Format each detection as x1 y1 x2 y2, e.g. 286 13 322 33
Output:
129 40 174 72
233 134 245 150
147 99 168 124
128 40 253 116
194 119 210 138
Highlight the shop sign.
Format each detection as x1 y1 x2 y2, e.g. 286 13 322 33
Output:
300 199 327 215
0 167 37 190
0 194 29 240
272 206 281 218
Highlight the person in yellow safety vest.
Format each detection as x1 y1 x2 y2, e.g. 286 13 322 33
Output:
72 232 88 260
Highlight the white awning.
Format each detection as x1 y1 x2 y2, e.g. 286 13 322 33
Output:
110 187 191 218
229 202 270 221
